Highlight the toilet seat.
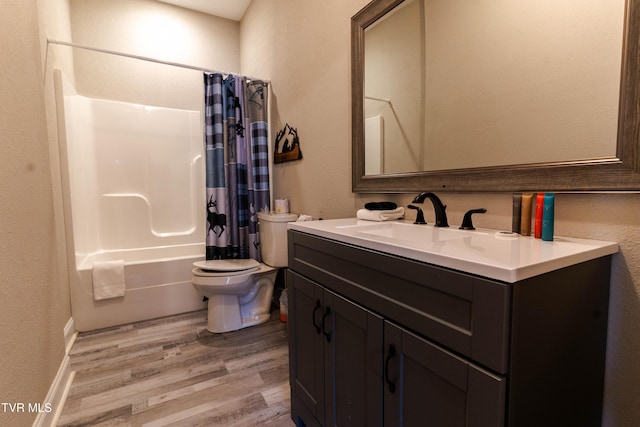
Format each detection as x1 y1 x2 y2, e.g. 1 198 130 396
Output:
193 259 261 277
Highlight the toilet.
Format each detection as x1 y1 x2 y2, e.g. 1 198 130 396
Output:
192 211 298 333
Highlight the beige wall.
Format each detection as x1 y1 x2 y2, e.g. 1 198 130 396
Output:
424 0 623 170
241 0 370 220
365 0 424 174
241 1 640 427
67 0 241 110
1 1 637 426
0 0 71 425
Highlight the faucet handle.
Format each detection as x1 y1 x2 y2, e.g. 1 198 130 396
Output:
407 205 427 225
459 208 487 230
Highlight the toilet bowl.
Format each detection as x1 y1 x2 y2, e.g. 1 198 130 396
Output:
192 259 277 333
192 212 298 333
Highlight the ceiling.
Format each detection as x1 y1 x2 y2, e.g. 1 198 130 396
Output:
155 0 252 21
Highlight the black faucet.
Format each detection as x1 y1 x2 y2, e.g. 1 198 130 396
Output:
407 205 427 224
459 208 487 230
411 192 449 227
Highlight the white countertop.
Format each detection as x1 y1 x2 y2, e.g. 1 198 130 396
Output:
288 218 618 283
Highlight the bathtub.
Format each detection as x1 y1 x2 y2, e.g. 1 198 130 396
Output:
55 70 207 331
70 245 205 332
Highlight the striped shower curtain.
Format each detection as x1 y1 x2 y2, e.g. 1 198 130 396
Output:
204 73 270 260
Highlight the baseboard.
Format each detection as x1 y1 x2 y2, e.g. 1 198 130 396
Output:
32 318 77 427
31 356 75 427
64 317 78 355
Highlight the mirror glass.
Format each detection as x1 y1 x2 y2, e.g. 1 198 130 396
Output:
352 0 640 192
364 0 624 175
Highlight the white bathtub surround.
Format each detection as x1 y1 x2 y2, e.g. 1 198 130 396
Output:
60 91 205 255
92 260 125 300
54 70 206 331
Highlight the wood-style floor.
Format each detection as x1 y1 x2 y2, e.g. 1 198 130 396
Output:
57 309 294 427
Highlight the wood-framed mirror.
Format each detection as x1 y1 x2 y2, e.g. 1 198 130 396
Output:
351 0 640 192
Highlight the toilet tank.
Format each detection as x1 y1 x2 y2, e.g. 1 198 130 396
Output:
257 212 299 267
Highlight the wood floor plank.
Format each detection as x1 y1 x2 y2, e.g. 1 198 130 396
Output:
131 373 267 425
57 309 294 427
142 392 267 427
261 382 290 407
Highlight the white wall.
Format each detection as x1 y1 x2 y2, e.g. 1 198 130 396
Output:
241 2 640 427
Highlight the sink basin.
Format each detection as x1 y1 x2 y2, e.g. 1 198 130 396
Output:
288 218 618 283
339 221 487 243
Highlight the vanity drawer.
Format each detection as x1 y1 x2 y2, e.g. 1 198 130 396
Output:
288 230 511 374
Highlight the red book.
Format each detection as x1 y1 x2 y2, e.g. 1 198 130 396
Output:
534 193 544 238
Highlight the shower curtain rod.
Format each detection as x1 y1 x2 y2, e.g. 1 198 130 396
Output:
47 38 270 84
365 95 391 104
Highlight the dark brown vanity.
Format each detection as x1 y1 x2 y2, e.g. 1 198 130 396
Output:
286 222 616 427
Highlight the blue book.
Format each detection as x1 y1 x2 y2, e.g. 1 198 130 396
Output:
542 193 555 241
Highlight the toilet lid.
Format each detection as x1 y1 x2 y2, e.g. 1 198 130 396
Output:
193 259 260 273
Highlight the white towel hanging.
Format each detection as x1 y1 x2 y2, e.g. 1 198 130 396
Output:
92 260 126 301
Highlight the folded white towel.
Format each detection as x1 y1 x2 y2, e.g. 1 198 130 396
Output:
356 207 405 222
92 260 126 301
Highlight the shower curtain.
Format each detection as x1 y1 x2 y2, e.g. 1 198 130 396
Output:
204 73 270 260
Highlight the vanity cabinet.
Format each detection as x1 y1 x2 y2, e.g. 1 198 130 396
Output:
287 230 611 427
288 272 383 427
383 322 505 427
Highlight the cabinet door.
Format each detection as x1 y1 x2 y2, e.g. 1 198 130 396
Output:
384 323 506 427
323 289 383 427
288 271 326 426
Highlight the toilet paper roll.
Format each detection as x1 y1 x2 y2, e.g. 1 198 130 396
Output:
275 199 289 213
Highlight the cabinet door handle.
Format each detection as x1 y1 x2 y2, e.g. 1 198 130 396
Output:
321 306 332 343
312 300 322 334
385 344 397 394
